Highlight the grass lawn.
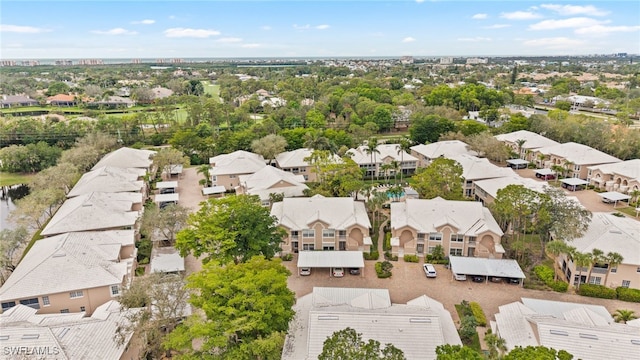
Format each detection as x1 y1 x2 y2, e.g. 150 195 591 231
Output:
202 81 222 103
454 304 482 352
0 172 34 187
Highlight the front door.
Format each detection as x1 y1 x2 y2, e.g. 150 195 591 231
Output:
416 243 424 254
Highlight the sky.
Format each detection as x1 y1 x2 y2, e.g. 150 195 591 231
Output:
1 1 639 59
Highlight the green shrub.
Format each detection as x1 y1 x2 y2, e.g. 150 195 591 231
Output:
616 287 640 303
550 281 569 292
404 254 419 263
533 265 568 292
375 261 393 278
281 253 293 261
135 266 146 276
469 302 487 327
384 232 392 251
579 284 616 299
384 251 398 261
364 251 380 260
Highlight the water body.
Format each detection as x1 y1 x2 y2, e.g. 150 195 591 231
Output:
0 185 29 231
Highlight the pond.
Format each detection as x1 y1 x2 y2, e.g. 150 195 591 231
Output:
0 184 29 231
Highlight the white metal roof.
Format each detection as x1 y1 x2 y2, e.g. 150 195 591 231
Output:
410 140 477 160
202 186 226 195
535 168 556 175
448 256 525 278
521 298 614 323
150 246 185 273
271 195 371 231
0 231 134 302
598 191 631 201
156 181 178 189
390 198 503 236
561 178 589 186
238 166 308 200
92 147 155 170
209 150 266 176
587 159 640 183
474 175 550 199
537 142 621 166
154 193 179 203
297 251 364 268
67 166 144 198
506 159 529 165
450 154 516 181
495 130 560 149
347 143 418 165
0 301 140 360
311 287 391 309
41 192 141 236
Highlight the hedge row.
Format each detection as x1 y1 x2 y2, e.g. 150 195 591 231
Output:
469 302 487 327
404 254 419 263
616 287 640 303
578 284 617 299
533 265 568 292
364 251 379 260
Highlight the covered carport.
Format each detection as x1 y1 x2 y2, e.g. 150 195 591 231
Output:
534 168 556 180
156 181 178 194
449 256 526 286
155 193 179 207
598 191 631 208
560 178 589 191
506 159 529 169
297 251 364 277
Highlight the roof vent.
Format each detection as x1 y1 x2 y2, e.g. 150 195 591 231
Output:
609 230 622 234
318 315 339 321
52 252 66 258
58 328 70 338
0 336 9 340
579 333 598 340
21 334 40 340
631 340 640 345
550 330 568 336
409 318 432 324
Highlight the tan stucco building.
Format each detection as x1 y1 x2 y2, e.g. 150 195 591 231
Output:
209 150 267 191
588 159 640 194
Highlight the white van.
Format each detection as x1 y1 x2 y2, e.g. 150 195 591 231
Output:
423 263 437 278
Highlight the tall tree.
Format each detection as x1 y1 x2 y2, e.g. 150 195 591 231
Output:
603 251 624 286
251 134 288 163
571 251 591 290
585 248 604 285
175 195 286 264
196 164 212 187
318 327 406 360
545 240 575 281
410 158 464 200
164 256 295 359
409 114 455 144
484 333 507 360
151 147 190 181
140 203 190 244
503 346 573 360
364 137 380 175
0 226 28 284
304 130 332 151
396 137 413 183
435 345 484 360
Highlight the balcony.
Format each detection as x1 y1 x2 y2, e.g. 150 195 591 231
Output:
291 235 299 241
591 267 608 274
467 240 476 246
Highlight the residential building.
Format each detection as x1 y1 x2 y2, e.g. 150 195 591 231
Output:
0 231 136 315
282 287 461 360
92 147 156 171
209 150 267 191
474 175 550 204
87 96 135 108
0 300 141 359
390 198 504 258
450 154 516 197
531 142 621 179
410 140 477 167
67 166 146 198
274 148 339 182
46 94 77 107
270 195 372 254
40 192 142 237
588 159 640 194
347 143 418 178
494 130 560 160
236 165 308 206
0 94 39 108
556 213 640 290
151 86 174 100
493 298 640 360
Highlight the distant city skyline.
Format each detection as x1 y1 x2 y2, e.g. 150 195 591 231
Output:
1 1 639 59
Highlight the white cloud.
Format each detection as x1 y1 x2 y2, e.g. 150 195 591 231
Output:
91 28 137 35
131 19 155 25
216 37 243 43
575 24 640 35
0 24 51 33
529 17 607 30
168 15 176 20
164 27 220 38
484 24 511 29
540 4 609 17
316 24 330 30
457 37 492 42
500 11 542 20
472 13 488 20
261 25 272 31
402 37 416 43
523 37 586 49
241 43 261 48
293 24 311 30
415 0 425 3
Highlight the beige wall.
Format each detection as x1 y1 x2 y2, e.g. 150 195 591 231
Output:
410 150 431 168
589 168 640 193
5 285 121 316
278 221 371 253
213 173 245 191
558 254 640 290
280 166 316 182
391 225 502 259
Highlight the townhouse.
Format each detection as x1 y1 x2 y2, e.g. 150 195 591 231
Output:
274 148 341 182
449 154 516 198
347 143 418 178
236 165 308 206
530 142 621 180
588 159 640 194
494 130 560 161
410 140 477 167
66 166 146 198
209 150 267 191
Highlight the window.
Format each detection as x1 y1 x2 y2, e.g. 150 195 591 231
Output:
427 246 436 254
323 246 335 251
60 309 69 314
417 233 425 240
302 229 315 238
302 244 314 251
450 234 464 242
588 277 601 285
229 175 237 178
291 231 299 239
80 306 86 312
450 248 463 256
637 267 640 273
110 285 120 296
611 267 617 273
322 229 335 238
574 164 580 171
212 175 217 182
42 296 50 306
1 301 16 311
429 233 442 241
622 280 631 288
19 298 40 310
70 290 84 299
261 200 270 207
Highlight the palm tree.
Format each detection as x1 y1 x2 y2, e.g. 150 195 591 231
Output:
537 153 548 168
562 160 575 178
484 333 507 360
396 137 412 183
515 139 526 159
364 138 380 178
379 163 392 182
572 251 591 290
303 130 331 151
546 240 570 281
196 164 212 187
551 164 564 184
389 160 401 183
603 252 624 286
612 309 638 324
586 248 604 285
629 188 640 206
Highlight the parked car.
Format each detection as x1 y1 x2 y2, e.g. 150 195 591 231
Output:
471 275 485 283
349 268 361 275
332 267 345 277
453 273 467 281
489 277 503 283
160 188 175 194
507 278 521 284
423 264 437 278
299 268 311 276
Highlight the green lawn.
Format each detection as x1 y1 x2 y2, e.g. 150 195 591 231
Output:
202 81 222 103
0 172 34 187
